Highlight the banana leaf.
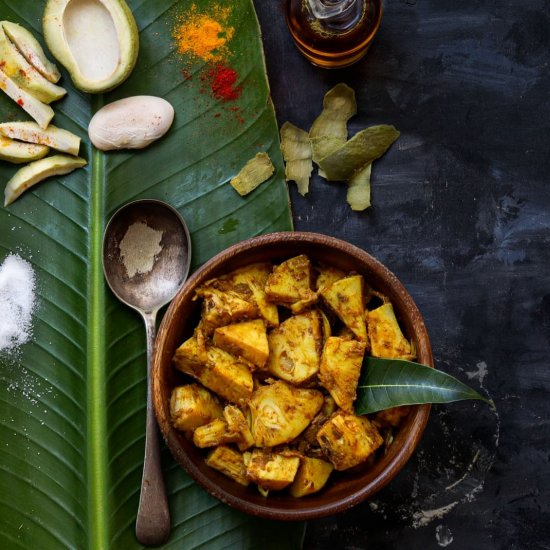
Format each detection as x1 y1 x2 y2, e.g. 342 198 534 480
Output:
0 1 304 548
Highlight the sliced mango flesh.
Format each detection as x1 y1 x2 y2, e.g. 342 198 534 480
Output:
0 69 54 129
1 20 61 83
0 121 81 156
0 25 66 104
0 134 49 164
4 154 87 206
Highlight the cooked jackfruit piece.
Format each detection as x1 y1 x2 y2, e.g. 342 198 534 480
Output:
367 302 415 359
223 405 255 451
264 254 316 305
289 456 334 497
320 310 332 340
315 265 346 291
228 263 279 326
317 412 383 470
196 287 257 333
170 384 223 432
193 418 238 448
246 449 301 490
205 445 250 486
320 274 367 341
208 262 279 326
173 340 254 404
200 346 254 404
373 405 411 428
337 325 356 339
213 319 269 369
289 292 319 314
249 380 324 447
319 336 366 412
172 334 206 378
249 280 280 326
267 310 323 384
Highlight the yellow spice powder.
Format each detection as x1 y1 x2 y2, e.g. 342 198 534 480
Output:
173 5 234 62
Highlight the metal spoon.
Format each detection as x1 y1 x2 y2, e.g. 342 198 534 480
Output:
103 199 191 547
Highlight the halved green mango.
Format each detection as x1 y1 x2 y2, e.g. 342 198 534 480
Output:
4 153 86 206
0 134 49 164
1 20 61 83
43 0 139 93
0 121 81 156
0 69 54 128
0 25 66 103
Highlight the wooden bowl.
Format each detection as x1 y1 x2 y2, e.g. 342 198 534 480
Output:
152 232 433 520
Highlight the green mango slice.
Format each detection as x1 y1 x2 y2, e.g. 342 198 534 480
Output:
0 121 81 156
0 134 49 163
4 154 86 206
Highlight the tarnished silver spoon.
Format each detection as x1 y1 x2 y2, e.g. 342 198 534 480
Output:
103 199 191 547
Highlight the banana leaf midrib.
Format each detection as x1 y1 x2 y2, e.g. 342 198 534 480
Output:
86 99 108 550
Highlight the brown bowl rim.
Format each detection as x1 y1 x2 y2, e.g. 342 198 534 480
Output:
152 231 433 520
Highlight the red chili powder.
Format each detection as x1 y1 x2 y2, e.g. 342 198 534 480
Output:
207 64 242 102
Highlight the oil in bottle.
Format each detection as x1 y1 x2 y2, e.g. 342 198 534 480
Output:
285 0 382 69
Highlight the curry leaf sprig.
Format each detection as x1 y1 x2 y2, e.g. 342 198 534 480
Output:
354 357 494 415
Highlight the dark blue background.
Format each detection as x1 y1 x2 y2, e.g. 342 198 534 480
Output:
255 1 550 548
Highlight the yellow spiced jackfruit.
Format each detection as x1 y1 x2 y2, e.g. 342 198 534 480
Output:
169 384 223 432
289 456 334 497
205 445 250 486
249 381 324 447
264 254 316 306
213 319 269 369
317 412 383 471
246 449 301 491
319 336 366 412
320 274 367 341
367 302 415 360
267 310 323 384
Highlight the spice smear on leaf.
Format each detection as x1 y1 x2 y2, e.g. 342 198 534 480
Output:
172 3 244 121
173 4 234 62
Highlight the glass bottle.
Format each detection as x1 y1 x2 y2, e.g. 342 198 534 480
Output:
285 0 382 69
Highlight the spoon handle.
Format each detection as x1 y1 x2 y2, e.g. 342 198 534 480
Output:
135 311 171 546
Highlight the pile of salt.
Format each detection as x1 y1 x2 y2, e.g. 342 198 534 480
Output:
0 254 36 353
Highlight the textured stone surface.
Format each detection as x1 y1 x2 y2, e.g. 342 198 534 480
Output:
255 0 550 548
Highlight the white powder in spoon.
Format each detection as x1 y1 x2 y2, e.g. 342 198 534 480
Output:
119 221 163 278
0 254 36 353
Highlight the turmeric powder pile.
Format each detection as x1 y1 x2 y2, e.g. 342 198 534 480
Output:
173 5 234 62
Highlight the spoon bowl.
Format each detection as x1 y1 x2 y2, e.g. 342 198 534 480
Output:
103 199 191 546
103 199 191 313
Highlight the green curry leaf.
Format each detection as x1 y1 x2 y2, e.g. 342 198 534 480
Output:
355 357 494 415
